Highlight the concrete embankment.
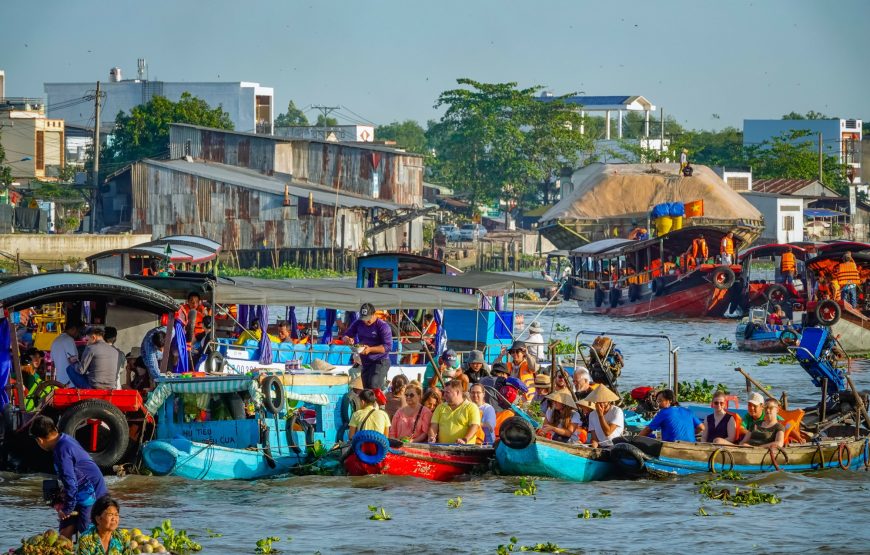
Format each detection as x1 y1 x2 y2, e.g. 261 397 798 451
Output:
0 233 151 268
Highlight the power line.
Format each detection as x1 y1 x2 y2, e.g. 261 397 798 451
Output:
340 105 377 126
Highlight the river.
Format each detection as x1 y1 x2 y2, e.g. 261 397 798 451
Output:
3 307 870 554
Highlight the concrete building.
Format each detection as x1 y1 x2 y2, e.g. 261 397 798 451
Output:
751 178 840 197
744 118 863 184
45 66 274 134
0 96 65 184
275 125 375 142
714 168 753 192
740 192 804 244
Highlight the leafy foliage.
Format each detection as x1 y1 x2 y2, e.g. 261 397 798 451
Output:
497 537 566 553
315 114 338 127
667 380 729 403
367 505 392 521
578 508 612 519
376 120 427 153
513 476 537 496
0 129 15 187
218 262 347 279
150 520 202 553
696 472 781 507
447 496 463 509
254 536 281 554
274 100 308 127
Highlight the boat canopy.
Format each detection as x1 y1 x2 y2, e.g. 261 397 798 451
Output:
397 270 554 292
0 272 178 313
806 251 870 274
738 243 811 262
571 238 636 256
86 234 221 266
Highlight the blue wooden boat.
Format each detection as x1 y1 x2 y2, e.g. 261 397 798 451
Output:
141 372 352 480
494 417 613 482
735 314 801 353
611 433 870 477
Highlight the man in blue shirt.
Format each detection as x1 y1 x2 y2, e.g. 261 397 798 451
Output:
30 415 108 539
638 389 704 442
340 303 393 390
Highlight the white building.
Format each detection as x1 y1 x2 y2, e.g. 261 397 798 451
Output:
714 168 753 192
740 192 804 244
45 66 274 134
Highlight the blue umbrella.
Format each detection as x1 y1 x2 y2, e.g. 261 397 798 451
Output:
257 305 272 365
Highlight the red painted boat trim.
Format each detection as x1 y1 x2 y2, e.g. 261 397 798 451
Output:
344 445 492 481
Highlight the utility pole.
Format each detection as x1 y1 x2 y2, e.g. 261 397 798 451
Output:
91 81 101 232
817 131 823 184
311 105 340 126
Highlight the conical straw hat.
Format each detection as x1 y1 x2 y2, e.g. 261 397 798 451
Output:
545 390 577 410
584 386 619 404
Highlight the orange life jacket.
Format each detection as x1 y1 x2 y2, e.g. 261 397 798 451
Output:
837 260 860 286
494 410 515 439
508 360 535 400
650 259 663 278
177 303 210 338
142 267 152 276
780 252 796 273
720 236 734 256
691 238 708 260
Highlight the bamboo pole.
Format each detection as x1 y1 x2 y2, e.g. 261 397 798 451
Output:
734 367 777 400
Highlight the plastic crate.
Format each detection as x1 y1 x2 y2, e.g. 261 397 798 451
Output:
51 389 144 412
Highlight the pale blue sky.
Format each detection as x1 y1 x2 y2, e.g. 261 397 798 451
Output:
2 0 867 130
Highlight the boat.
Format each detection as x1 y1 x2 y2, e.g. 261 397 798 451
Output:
802 250 870 355
494 417 614 482
342 431 493 481
568 227 747 318
735 308 802 353
612 433 869 477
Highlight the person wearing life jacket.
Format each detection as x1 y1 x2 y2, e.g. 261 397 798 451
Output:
815 275 832 301
720 232 735 265
650 258 663 278
780 247 797 286
499 341 538 401
837 251 861 307
691 234 708 266
176 292 211 347
493 376 529 439
766 304 786 326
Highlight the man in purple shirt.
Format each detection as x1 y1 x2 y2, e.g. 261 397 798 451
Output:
30 415 108 538
341 303 392 390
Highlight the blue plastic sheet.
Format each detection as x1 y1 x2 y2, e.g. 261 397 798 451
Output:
0 319 11 410
321 309 337 344
433 309 446 358
257 306 272 365
287 306 299 339
172 320 190 374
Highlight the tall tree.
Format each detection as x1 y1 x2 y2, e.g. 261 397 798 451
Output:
782 111 832 120
430 79 592 208
274 100 308 127
375 120 426 153
101 92 233 175
315 114 338 127
0 129 13 188
745 130 848 192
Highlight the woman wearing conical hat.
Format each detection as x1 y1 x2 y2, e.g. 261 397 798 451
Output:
538 390 582 443
584 386 624 448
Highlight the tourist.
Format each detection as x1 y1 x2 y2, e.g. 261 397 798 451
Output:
539 390 580 443
103 327 126 389
533 374 552 412
234 319 278 345
480 362 509 407
705 391 739 444
26 348 47 381
30 415 108 539
428 380 480 444
780 247 796 286
585 386 624 448
837 252 861 307
525 321 546 361
341 303 393 390
469 383 497 444
637 389 703 442
739 398 785 448
743 392 783 433
573 368 596 399
75 495 125 555
348 389 390 439
49 321 82 386
498 341 537 399
385 374 409 418
720 231 735 265
552 369 572 394
390 381 431 443
767 304 787 326
421 388 442 412
462 350 490 384
141 327 166 382
424 349 461 389
70 327 121 390
493 377 528 439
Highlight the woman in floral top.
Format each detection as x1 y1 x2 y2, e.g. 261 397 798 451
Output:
76 495 126 555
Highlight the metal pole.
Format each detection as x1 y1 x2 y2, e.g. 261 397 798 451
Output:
7 315 26 415
819 377 827 431
672 347 679 397
844 373 870 432
91 81 101 233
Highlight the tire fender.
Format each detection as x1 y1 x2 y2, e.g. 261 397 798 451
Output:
498 416 535 450
611 442 649 476
58 400 130 470
261 376 285 415
351 430 389 465
815 299 841 326
711 266 736 290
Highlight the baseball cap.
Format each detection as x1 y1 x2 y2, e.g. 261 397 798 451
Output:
747 392 764 406
442 349 459 368
359 303 376 319
505 376 529 393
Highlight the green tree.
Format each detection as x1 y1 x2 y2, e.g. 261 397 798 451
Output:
782 111 832 120
101 92 233 175
315 114 338 127
375 120 427 153
745 130 848 192
274 100 308 127
0 129 13 188
429 78 592 208
670 127 746 168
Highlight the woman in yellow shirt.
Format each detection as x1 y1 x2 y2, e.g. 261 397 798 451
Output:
348 389 391 439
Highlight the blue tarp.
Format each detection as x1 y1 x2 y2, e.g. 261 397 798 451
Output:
0 319 11 410
287 306 299 339
172 320 190 374
257 306 272 365
805 208 845 218
320 309 337 344
668 202 685 217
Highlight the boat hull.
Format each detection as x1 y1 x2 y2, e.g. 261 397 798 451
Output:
142 437 299 480
344 442 493 481
495 437 613 482
618 436 869 477
829 313 870 355
735 322 797 353
580 280 731 318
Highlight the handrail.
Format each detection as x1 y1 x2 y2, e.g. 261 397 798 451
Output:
572 330 673 389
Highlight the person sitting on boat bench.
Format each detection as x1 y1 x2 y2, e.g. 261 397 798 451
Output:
585 386 624 448
348 389 391 439
743 392 783 434
767 304 787 327
428 379 480 444
462 350 490 385
50 321 82 386
341 303 393 390
739 398 785 449
705 390 739 444
573 368 597 400
637 389 704 442
68 326 122 390
425 349 466 391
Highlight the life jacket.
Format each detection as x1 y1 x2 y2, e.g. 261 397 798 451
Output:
650 259 663 278
837 260 860 286
780 252 796 273
423 319 438 336
691 238 708 260
494 409 515 439
141 267 152 276
215 304 238 321
177 303 210 339
720 236 734 256
816 282 831 300
507 360 535 400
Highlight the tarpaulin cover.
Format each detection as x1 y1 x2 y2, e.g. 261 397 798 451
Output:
257 306 272 365
397 270 554 293
172 320 190 374
0 319 11 410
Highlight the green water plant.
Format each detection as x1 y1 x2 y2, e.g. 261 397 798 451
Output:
447 496 463 509
696 471 780 506
664 380 729 403
716 338 733 350
513 477 537 496
150 520 202 553
496 537 566 554
554 323 570 332
700 334 712 344
254 536 280 554
367 506 392 521
204 529 222 538
577 508 612 519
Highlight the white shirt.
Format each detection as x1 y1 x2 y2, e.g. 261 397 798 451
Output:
50 333 78 385
525 332 546 360
588 405 625 446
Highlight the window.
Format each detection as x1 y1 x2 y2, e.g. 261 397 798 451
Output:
782 215 794 232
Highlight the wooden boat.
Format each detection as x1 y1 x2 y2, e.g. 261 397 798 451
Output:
343 431 493 481
494 438 613 482
142 437 297 481
735 313 801 353
612 433 869 477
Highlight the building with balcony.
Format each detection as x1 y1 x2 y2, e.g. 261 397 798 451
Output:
0 96 65 184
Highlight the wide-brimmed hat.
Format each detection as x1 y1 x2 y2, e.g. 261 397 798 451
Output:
467 350 486 364
545 390 577 410
508 341 526 353
747 392 765 406
125 347 141 360
534 374 551 387
311 358 337 372
584 386 619 404
528 321 544 334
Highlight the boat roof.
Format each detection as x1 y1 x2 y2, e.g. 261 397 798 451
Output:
570 238 635 256
738 243 811 261
397 270 554 292
806 251 870 271
0 272 178 312
86 234 221 265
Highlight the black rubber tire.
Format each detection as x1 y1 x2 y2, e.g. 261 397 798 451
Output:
611 442 649 477
286 411 316 455
652 277 666 296
765 284 789 304
261 376 285 415
335 393 359 443
609 288 621 308
593 287 604 308
779 329 800 347
58 400 129 471
499 416 535 450
205 351 226 374
815 299 841 326
628 283 641 302
352 430 390 465
711 266 736 290
27 380 64 402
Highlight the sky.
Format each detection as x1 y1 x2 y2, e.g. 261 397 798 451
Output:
1 0 867 131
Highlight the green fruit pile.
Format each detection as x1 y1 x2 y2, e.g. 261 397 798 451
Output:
9 529 74 555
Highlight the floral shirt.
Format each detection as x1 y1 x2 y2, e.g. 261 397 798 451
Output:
75 525 127 555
